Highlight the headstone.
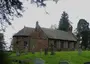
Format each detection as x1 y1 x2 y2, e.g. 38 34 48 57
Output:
18 60 23 64
24 46 28 54
12 59 18 62
50 44 55 55
78 48 82 55
40 49 42 57
59 61 69 64
12 60 24 64
23 59 30 64
84 62 90 64
34 58 45 64
16 45 20 56
32 45 35 54
16 51 20 56
44 48 48 55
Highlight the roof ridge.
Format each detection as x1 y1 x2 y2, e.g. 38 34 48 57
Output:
13 26 34 37
24 26 34 29
41 27 70 33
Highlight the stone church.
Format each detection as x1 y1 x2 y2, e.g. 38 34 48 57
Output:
12 22 78 52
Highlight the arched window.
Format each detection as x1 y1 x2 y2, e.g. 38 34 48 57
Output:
24 41 28 47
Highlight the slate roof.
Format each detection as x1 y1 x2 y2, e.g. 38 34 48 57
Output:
13 27 34 37
13 27 77 41
41 28 77 41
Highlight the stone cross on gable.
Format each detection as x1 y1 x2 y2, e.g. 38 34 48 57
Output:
36 21 40 31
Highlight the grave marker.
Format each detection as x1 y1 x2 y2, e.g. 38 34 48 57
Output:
59 61 69 64
34 58 45 64
84 62 90 64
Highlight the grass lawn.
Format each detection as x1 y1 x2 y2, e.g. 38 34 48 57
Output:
10 51 90 64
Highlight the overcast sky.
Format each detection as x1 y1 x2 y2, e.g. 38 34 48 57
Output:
4 0 90 48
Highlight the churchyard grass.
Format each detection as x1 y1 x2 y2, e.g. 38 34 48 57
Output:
10 51 90 64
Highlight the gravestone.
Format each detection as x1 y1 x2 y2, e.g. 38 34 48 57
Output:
78 48 82 55
40 49 42 57
24 45 28 54
34 58 45 64
16 51 20 56
32 45 35 54
44 48 48 55
59 61 69 64
84 62 90 64
12 59 18 62
50 44 55 55
18 60 24 64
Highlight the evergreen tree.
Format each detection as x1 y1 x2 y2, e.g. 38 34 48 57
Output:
0 33 11 64
58 11 71 31
0 0 23 64
81 31 88 49
77 19 89 49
